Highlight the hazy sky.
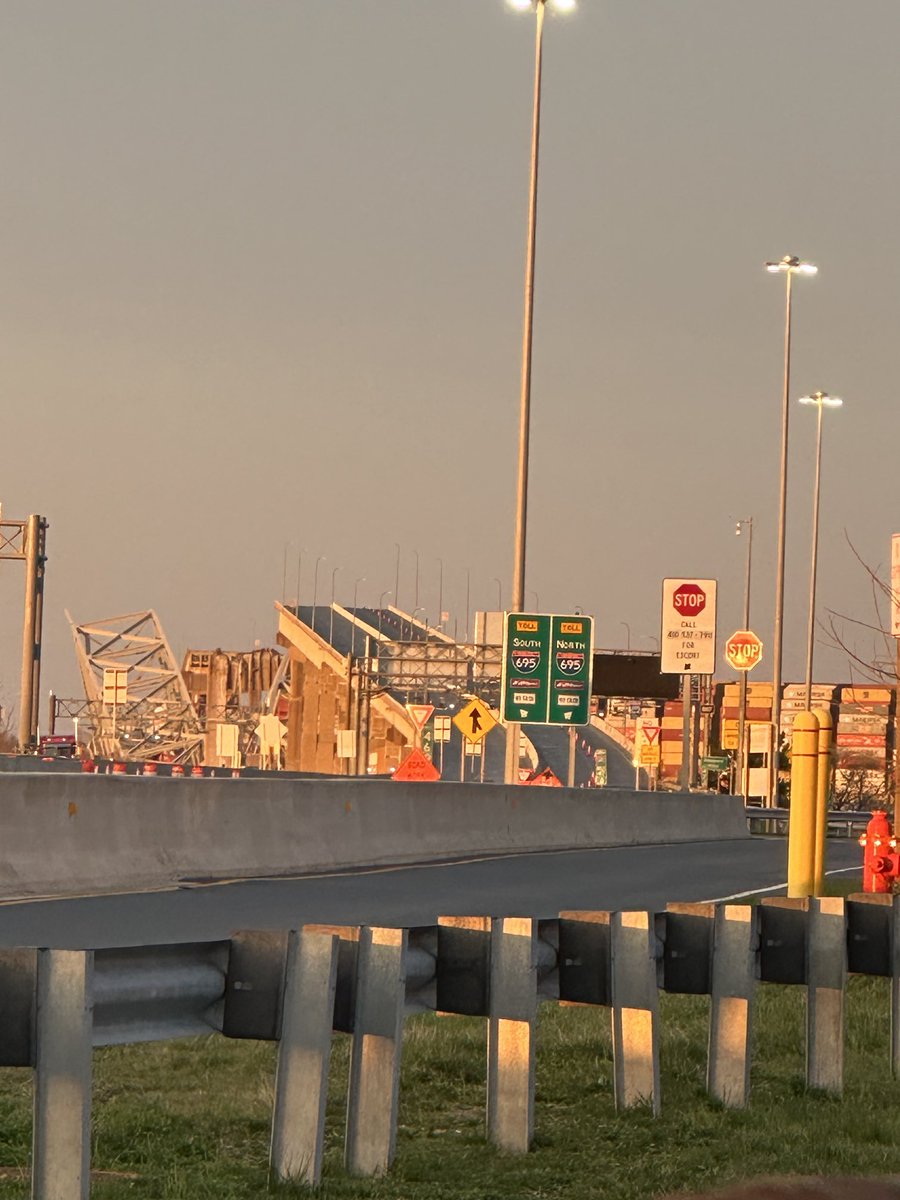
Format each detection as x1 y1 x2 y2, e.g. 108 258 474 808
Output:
2 0 899 716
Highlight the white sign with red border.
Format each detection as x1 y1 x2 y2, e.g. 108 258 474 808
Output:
632 720 661 767
661 578 717 674
406 703 435 732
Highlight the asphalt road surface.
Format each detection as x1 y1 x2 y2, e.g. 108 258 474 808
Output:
0 837 861 949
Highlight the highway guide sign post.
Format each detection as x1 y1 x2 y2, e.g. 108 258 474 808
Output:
501 613 594 725
660 579 717 674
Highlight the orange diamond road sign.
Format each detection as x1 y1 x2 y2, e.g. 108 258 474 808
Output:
406 703 435 732
393 748 441 782
724 629 763 672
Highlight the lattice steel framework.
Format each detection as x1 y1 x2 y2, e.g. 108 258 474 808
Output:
66 610 204 763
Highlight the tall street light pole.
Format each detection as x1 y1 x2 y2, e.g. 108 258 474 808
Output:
394 543 401 613
765 254 817 800
352 576 366 656
311 555 326 634
436 558 444 629
329 566 341 646
503 0 573 784
735 518 753 797
799 393 842 709
620 622 631 652
377 590 392 639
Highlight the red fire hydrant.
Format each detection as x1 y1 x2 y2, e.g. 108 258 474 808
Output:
859 810 900 893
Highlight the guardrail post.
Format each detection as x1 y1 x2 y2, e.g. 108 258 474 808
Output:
487 916 537 1153
610 911 660 1114
707 904 755 1107
345 926 407 1176
33 949 94 1200
807 896 845 1093
891 897 900 1079
270 929 340 1186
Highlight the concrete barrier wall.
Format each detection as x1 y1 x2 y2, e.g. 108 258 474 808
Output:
0 774 748 899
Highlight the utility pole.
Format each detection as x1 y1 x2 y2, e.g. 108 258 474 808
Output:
2 514 49 752
736 518 753 797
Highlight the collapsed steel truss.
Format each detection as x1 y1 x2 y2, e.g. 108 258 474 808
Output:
65 610 204 763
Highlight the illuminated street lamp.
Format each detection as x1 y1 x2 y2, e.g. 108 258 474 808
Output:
798 392 843 709
765 254 817 799
504 0 574 786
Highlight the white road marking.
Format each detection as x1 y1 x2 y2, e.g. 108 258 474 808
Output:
704 864 861 905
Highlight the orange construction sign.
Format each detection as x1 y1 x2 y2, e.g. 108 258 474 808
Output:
524 767 563 787
392 748 441 783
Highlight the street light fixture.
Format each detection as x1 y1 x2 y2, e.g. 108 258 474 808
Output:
620 622 631 652
504 0 574 785
798 392 842 710
765 254 817 795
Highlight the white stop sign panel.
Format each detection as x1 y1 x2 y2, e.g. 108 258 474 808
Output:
660 578 717 674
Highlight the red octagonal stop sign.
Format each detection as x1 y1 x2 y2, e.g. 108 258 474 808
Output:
672 583 706 616
724 629 763 671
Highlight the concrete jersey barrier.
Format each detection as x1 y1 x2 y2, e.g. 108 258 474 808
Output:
0 774 748 899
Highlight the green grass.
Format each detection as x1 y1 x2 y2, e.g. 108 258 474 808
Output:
2 968 900 1199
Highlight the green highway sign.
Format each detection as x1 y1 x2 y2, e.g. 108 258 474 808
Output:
501 613 594 726
701 755 730 772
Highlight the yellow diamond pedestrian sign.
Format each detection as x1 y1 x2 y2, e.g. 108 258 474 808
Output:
453 698 496 745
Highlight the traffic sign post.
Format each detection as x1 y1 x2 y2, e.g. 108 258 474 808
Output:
501 613 594 726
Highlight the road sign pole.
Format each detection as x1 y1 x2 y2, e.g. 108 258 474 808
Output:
736 672 748 798
679 674 691 791
566 727 576 788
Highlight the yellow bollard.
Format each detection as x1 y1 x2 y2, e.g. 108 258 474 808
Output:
787 711 819 898
811 707 833 896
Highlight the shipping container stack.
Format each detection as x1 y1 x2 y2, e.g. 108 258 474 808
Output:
659 698 684 784
718 681 775 752
780 683 837 747
833 685 894 798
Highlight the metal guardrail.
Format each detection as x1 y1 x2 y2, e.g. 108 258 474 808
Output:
6 896 890 1193
745 806 871 837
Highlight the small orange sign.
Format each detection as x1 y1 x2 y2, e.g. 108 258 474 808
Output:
393 748 441 783
524 767 563 787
